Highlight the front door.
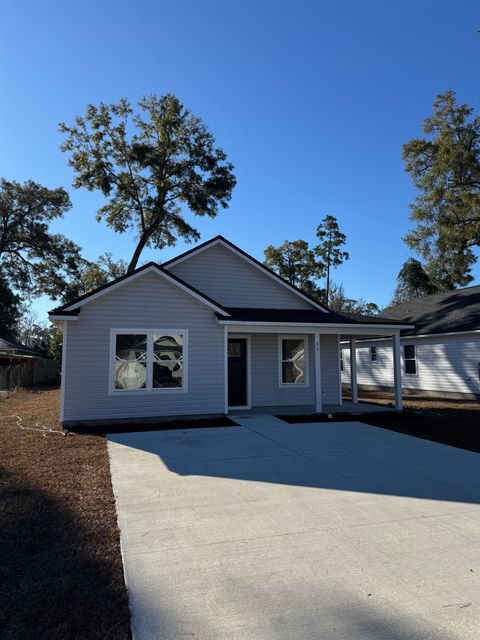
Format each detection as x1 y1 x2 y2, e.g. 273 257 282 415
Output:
228 338 248 407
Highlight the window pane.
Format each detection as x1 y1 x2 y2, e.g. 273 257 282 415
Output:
228 342 241 357
115 334 147 389
405 359 416 375
370 347 377 361
282 339 304 361
153 334 183 388
282 359 305 384
404 345 415 360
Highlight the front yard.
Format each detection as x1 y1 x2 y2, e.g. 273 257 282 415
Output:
0 388 131 640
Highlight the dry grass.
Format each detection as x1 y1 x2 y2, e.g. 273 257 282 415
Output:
0 387 131 640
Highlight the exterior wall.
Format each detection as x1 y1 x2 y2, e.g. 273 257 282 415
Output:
167 243 314 309
341 333 480 397
250 334 340 407
63 272 225 423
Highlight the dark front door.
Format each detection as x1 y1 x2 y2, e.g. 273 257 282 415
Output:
228 338 248 407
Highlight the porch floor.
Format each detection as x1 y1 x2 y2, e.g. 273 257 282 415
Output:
230 401 396 417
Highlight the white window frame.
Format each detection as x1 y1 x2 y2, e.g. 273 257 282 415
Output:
278 334 309 387
109 328 188 394
403 343 417 376
370 346 378 363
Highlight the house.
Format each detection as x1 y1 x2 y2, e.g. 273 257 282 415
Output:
341 286 480 400
0 335 59 391
49 236 412 426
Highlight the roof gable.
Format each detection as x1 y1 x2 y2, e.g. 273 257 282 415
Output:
163 236 329 312
49 262 230 319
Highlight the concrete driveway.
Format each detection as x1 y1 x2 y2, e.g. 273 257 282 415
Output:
108 416 480 640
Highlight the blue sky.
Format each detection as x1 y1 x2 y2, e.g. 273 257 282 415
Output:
1 0 479 322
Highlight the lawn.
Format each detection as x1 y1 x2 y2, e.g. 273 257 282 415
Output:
279 392 480 453
0 387 131 640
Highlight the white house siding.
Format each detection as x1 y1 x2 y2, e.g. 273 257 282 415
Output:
167 243 314 309
341 333 480 397
63 272 225 423
250 334 340 407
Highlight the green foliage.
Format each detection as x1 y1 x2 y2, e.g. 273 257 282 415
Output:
392 258 437 303
49 328 63 360
60 95 236 272
0 178 82 298
0 276 22 337
263 240 323 295
16 308 57 357
315 215 349 304
63 252 128 302
403 90 480 288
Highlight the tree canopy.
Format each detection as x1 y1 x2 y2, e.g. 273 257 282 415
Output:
62 253 128 302
263 240 323 296
315 215 349 305
0 178 82 298
403 90 480 288
392 258 437 303
60 94 236 272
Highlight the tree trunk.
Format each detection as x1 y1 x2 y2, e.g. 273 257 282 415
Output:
127 232 151 272
326 259 330 306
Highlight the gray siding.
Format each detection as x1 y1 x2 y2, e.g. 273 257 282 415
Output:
251 334 340 407
167 243 315 309
341 334 480 396
63 272 225 422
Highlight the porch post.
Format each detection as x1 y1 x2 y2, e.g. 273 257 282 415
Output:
349 338 358 404
224 326 229 414
337 335 343 405
314 331 322 413
393 333 403 411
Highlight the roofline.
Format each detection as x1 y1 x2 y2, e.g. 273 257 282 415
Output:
342 328 480 343
218 319 414 330
162 235 331 313
48 262 230 318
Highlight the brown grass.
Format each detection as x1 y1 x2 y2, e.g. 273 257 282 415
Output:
0 387 131 640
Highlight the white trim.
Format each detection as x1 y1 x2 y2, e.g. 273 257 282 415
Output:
224 326 229 414
60 265 229 316
278 334 309 388
108 328 188 394
218 323 405 337
314 331 322 412
60 322 67 423
227 334 251 410
341 329 480 343
218 320 411 330
164 237 329 312
49 315 78 322
393 334 403 410
350 338 358 404
337 335 343 405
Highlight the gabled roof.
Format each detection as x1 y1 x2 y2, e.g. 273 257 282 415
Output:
380 285 480 336
49 261 230 319
216 307 412 328
0 335 40 357
162 235 330 313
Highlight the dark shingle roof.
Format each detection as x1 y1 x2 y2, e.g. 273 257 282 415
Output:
380 285 480 336
0 336 39 357
217 308 412 326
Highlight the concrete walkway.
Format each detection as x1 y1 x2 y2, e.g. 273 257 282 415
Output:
108 416 480 640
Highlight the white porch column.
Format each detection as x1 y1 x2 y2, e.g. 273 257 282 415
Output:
393 333 403 411
349 338 358 404
314 331 322 413
337 336 343 405
224 326 229 414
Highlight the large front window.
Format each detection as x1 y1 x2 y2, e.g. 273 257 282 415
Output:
279 336 308 386
111 330 187 392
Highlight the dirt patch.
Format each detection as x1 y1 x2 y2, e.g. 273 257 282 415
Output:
0 387 131 640
279 394 480 453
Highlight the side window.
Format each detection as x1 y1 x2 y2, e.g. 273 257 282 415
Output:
370 346 377 362
279 336 308 386
340 350 344 372
404 344 416 375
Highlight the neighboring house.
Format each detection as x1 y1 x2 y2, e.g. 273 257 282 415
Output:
341 286 480 400
0 335 59 391
49 236 411 426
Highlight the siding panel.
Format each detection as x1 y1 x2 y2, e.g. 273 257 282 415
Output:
168 243 314 309
63 272 225 422
341 334 480 396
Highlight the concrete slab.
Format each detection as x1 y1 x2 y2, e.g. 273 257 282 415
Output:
108 418 480 640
